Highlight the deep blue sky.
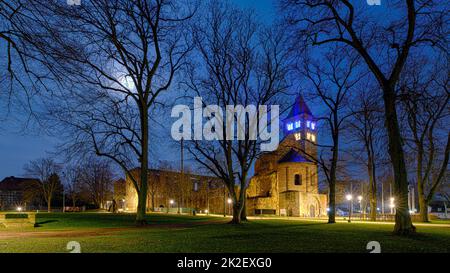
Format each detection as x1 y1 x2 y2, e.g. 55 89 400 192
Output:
0 1 396 180
0 0 276 179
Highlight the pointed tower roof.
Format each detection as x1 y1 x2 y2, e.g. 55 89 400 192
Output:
285 94 312 119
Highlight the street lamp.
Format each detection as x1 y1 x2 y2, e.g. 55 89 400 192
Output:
357 195 363 217
17 206 23 212
389 197 395 214
169 199 174 213
227 198 232 216
346 194 353 223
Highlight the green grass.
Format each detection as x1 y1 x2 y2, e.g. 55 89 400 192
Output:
1 213 449 253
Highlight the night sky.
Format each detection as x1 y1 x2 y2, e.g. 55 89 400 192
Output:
0 0 276 179
0 1 393 180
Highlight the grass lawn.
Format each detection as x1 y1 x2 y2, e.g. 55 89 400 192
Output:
0 213 449 253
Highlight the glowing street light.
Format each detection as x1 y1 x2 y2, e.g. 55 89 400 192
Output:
346 194 353 223
17 207 23 212
389 197 395 214
357 196 363 202
169 199 175 213
227 198 232 216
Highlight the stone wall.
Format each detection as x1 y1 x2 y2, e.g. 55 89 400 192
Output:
277 162 318 193
279 191 300 216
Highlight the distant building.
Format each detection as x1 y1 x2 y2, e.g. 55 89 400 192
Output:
124 168 227 214
113 178 126 210
0 176 41 210
246 95 328 217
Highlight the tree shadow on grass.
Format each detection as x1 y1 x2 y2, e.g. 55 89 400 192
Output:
34 220 59 227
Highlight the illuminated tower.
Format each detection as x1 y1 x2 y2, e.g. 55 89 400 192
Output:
282 94 318 159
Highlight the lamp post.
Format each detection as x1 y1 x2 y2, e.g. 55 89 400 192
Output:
357 195 363 219
346 194 353 223
169 199 174 213
227 198 232 216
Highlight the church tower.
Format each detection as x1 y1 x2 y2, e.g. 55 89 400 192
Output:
247 93 327 217
282 94 318 159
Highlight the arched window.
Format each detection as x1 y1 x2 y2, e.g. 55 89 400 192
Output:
294 174 302 185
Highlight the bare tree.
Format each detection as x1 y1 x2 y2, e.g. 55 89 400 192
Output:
0 0 24 83
347 87 385 221
280 0 447 234
293 46 364 223
0 0 39 122
24 157 62 212
399 56 449 222
16 0 196 224
77 158 114 209
184 1 289 223
63 165 80 208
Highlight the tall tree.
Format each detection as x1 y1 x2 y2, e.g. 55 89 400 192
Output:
62 164 81 208
0 0 39 121
77 158 115 209
16 0 196 224
281 0 446 234
399 56 449 222
348 88 384 221
294 47 364 223
183 1 289 223
24 157 62 212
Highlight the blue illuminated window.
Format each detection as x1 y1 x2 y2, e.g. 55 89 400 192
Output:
287 123 293 131
295 121 301 128
306 120 311 128
311 122 316 130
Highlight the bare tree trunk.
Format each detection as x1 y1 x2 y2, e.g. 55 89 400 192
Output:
47 196 52 212
368 155 377 221
416 147 429 222
328 126 339 224
136 110 149 225
383 87 415 234
418 192 429 222
328 179 336 224
230 202 243 224
240 195 247 222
